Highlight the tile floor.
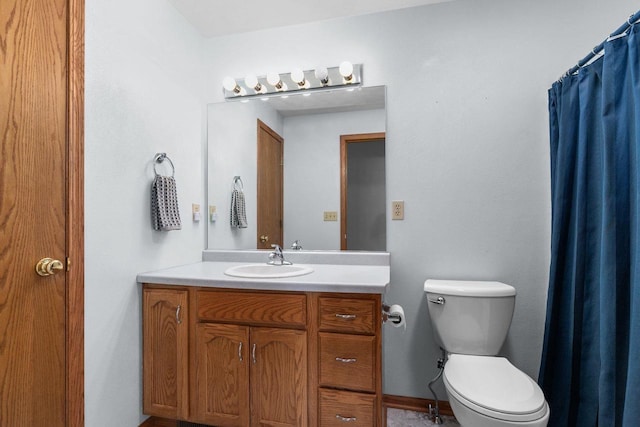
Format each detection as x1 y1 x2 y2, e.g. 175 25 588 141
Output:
387 408 460 427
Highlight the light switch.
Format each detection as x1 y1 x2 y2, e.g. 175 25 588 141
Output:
192 203 201 222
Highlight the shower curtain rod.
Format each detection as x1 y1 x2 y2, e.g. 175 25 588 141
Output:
558 9 640 82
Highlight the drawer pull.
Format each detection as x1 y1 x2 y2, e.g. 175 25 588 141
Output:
175 305 182 324
335 357 357 363
336 414 357 422
335 313 357 320
238 342 243 362
252 343 257 365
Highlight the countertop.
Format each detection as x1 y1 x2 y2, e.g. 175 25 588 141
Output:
137 251 390 294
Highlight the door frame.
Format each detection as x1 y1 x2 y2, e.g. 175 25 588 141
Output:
67 0 85 425
339 132 386 250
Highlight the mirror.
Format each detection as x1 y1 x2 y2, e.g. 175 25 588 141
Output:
207 86 386 251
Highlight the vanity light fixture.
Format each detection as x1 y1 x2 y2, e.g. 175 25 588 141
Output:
222 63 362 101
314 67 329 86
291 68 309 89
244 75 266 94
339 61 354 83
267 72 285 90
222 76 242 94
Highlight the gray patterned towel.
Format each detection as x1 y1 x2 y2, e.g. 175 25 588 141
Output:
151 175 182 231
230 189 248 228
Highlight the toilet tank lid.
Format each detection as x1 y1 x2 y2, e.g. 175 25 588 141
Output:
424 279 516 297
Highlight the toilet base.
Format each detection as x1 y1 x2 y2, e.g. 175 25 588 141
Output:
448 393 549 427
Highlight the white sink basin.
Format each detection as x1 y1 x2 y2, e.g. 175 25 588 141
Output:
224 263 314 279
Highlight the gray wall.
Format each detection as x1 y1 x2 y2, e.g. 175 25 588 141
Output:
84 0 639 425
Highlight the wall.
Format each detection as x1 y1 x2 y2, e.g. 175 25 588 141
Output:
200 0 639 399
85 0 205 425
283 109 386 249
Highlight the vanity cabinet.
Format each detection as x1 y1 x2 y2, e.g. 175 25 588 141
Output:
316 296 383 427
142 285 382 427
142 288 189 420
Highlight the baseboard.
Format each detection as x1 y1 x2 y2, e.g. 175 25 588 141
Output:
383 394 454 417
139 417 178 427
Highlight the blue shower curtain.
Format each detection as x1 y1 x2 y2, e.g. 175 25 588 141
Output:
539 25 640 427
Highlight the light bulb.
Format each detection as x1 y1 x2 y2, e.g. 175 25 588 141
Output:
245 75 260 91
223 76 239 93
267 72 282 88
291 68 306 86
339 61 354 81
314 67 329 85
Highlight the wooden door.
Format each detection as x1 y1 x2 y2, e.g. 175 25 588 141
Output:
143 288 189 420
0 0 84 425
250 328 307 427
256 120 283 249
195 323 250 427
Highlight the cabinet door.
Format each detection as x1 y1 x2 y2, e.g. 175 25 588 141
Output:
250 328 308 427
195 323 250 427
143 288 189 419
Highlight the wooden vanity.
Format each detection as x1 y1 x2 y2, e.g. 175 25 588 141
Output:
139 253 389 427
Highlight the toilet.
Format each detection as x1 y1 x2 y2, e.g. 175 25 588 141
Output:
424 279 549 427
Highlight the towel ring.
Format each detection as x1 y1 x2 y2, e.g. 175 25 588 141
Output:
154 153 175 177
233 176 244 191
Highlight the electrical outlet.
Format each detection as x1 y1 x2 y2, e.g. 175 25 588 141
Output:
392 201 404 220
324 211 338 221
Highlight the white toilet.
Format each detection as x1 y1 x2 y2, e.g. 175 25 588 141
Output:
424 279 549 427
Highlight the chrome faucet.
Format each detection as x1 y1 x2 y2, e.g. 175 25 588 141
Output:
291 240 303 250
268 244 292 265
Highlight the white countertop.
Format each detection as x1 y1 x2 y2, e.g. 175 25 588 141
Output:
137 260 390 294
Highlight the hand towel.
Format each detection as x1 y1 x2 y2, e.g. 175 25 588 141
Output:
151 175 182 231
230 189 248 228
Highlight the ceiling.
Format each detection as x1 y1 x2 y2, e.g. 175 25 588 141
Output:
168 0 452 38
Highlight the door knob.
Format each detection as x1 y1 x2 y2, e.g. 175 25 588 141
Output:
35 258 64 276
260 235 269 243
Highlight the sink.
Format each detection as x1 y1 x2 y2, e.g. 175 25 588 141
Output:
224 263 314 279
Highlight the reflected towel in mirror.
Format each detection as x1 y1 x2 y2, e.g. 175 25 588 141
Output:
230 189 248 228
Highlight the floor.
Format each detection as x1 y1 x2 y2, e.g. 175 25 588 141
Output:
387 408 460 427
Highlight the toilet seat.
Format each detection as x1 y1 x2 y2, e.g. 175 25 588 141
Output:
443 354 548 422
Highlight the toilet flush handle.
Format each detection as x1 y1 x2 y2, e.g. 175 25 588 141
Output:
428 296 446 305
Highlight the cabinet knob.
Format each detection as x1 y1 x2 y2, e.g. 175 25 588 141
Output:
260 235 269 243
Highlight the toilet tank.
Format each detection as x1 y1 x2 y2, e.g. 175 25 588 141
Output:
424 279 516 356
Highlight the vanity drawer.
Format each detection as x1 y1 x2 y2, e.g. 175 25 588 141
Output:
318 297 376 334
197 290 307 327
319 332 376 392
319 389 375 427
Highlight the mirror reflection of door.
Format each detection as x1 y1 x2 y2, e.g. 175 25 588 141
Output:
257 120 284 249
340 133 386 250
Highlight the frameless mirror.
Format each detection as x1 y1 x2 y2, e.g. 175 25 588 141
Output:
207 86 386 251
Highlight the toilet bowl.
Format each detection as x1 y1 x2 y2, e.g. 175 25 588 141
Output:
424 280 549 427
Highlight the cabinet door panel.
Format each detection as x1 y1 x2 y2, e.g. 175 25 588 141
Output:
196 324 250 427
143 288 189 419
250 328 307 427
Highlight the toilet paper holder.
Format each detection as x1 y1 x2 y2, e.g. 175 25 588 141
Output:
382 303 402 324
